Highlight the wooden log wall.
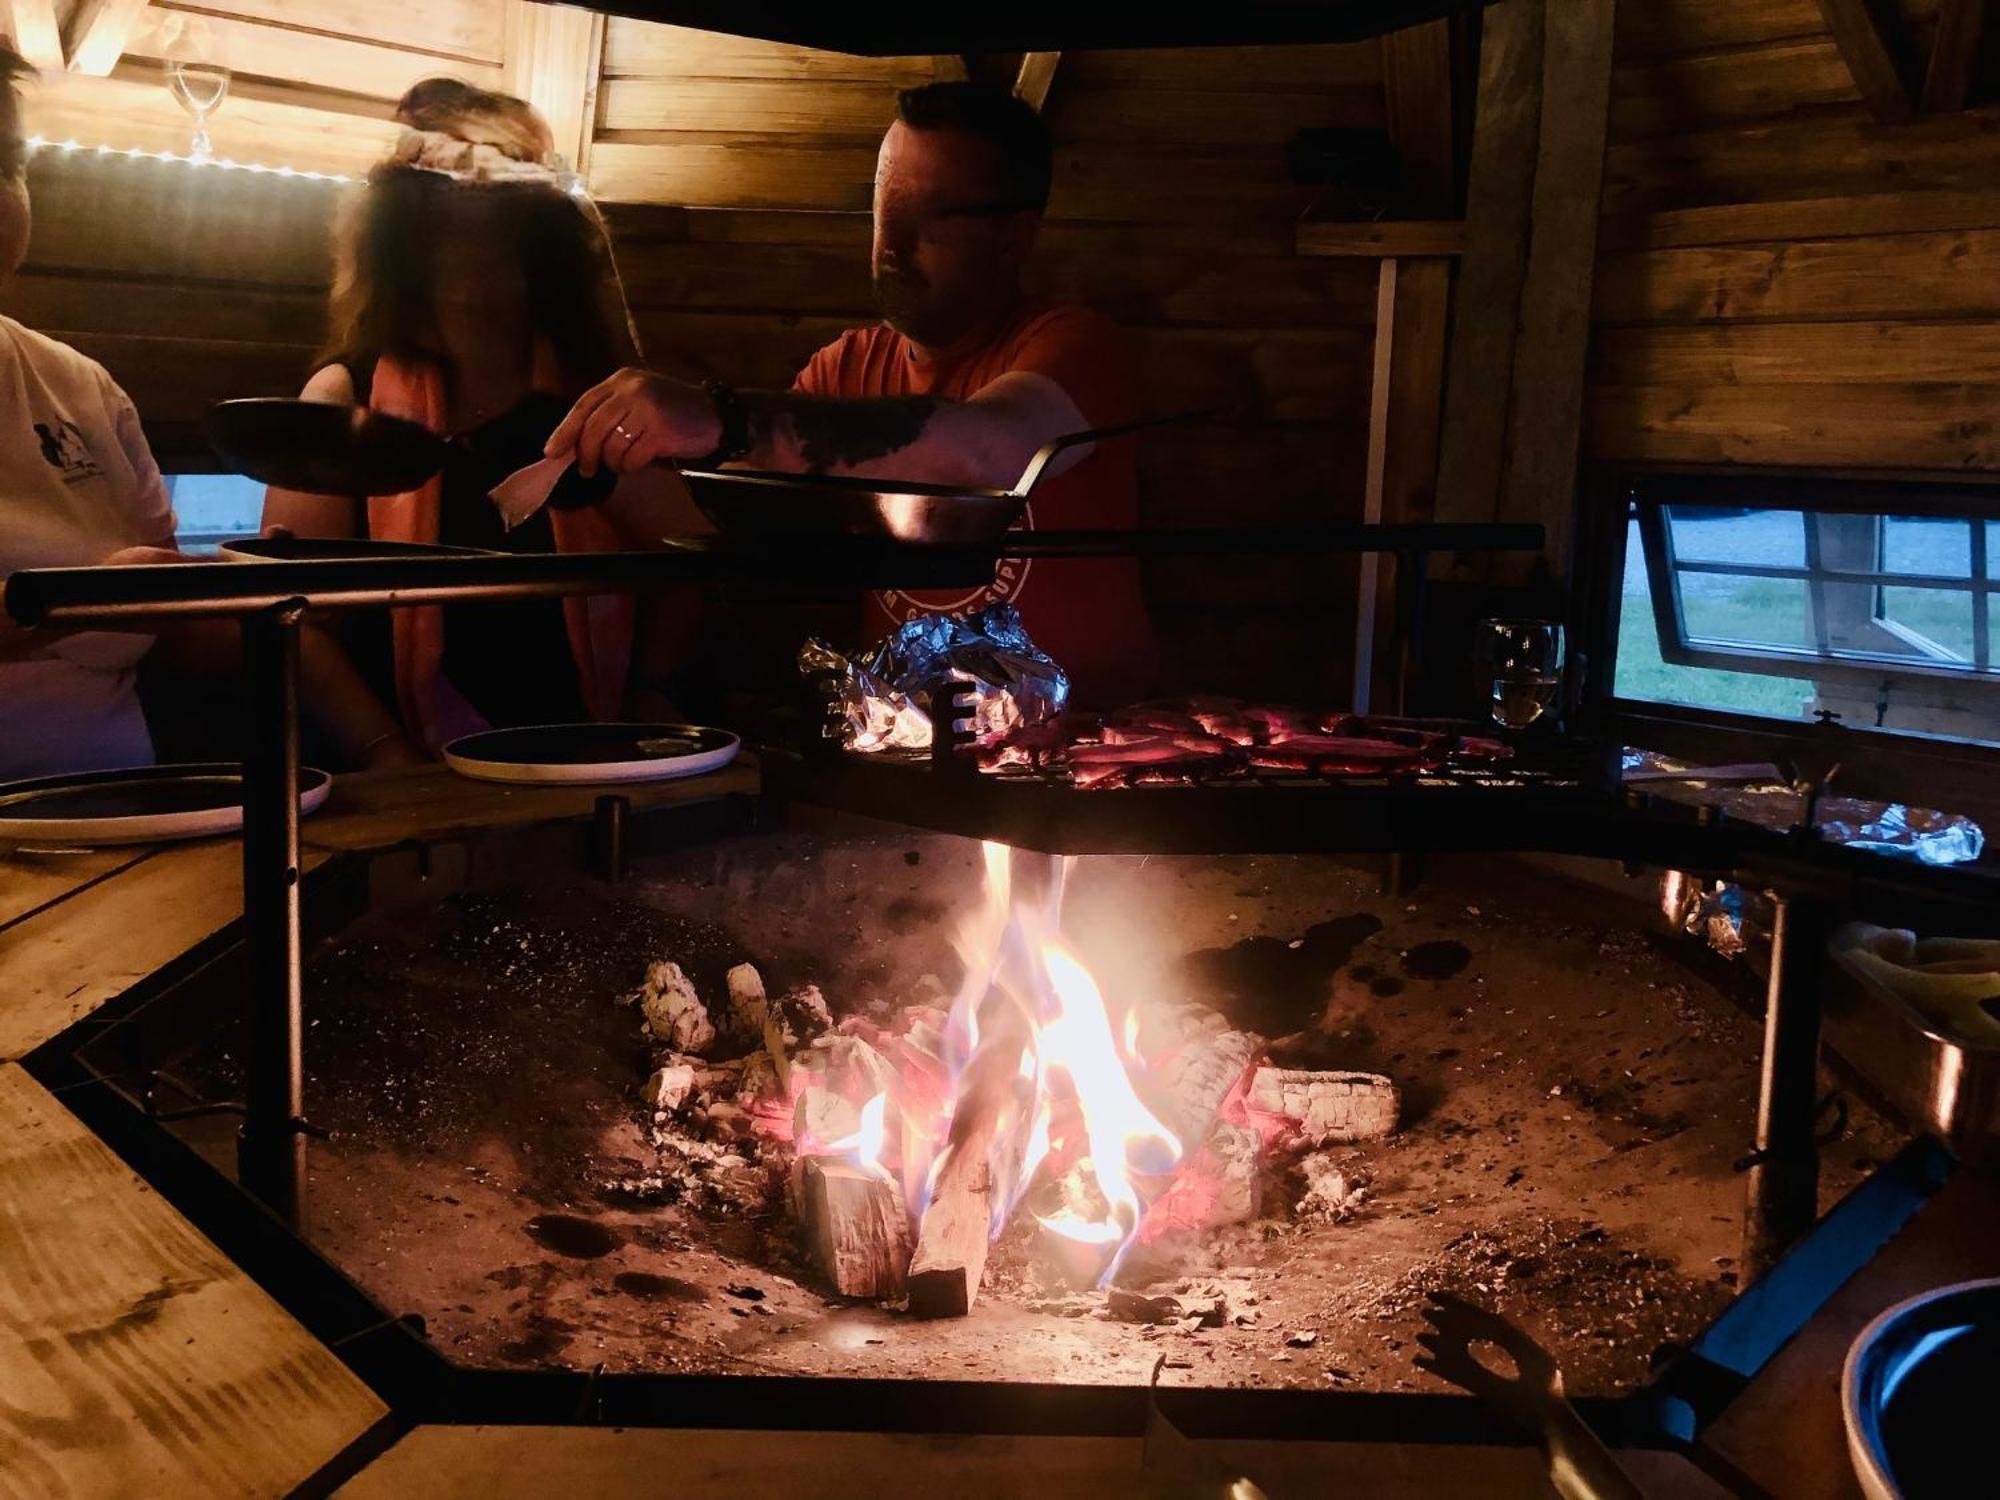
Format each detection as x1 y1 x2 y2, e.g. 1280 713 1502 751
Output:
1590 0 2000 472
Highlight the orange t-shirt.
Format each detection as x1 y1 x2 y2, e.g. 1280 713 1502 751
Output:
792 300 1157 706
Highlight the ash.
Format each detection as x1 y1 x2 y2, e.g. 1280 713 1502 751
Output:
270 836 1902 1394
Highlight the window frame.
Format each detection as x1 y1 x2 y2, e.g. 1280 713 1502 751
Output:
1631 472 2000 690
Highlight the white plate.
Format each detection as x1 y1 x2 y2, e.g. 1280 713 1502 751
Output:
0 762 333 846
442 723 742 786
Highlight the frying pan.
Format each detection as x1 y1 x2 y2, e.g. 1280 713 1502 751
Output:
678 407 1219 546
1844 1277 2000 1500
204 399 618 511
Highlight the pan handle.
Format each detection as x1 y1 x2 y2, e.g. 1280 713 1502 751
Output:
1008 405 1232 499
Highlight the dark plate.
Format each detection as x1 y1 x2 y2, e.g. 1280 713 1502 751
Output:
0 762 334 844
442 723 741 785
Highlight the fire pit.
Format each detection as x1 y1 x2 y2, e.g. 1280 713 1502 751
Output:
76 809 1902 1399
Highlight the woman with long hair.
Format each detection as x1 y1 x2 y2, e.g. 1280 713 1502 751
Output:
265 79 700 758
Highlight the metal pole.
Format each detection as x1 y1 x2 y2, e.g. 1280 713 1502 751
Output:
237 598 307 1226
1743 890 1831 1277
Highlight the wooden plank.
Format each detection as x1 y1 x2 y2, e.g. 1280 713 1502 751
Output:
1601 104 2000 215
588 137 878 208
1818 0 1918 120
0 847 150 931
23 72 394 176
1595 230 2000 323
126 12 504 99
0 839 310 1060
301 759 760 853
1616 0 1830 61
1354 259 1396 711
601 18 941 83
1380 19 1457 215
1013 50 1058 111
337 1426 1729 1499
1599 188 2000 249
5 0 64 70
52 332 313 420
503 0 603 173
1055 43 1383 92
152 0 505 66
1494 0 1616 579
1434 0 1544 529
1609 39 1860 139
0 1064 386 1499
21 151 337 286
1590 381 2000 467
4 269 325 343
1921 0 1988 112
1595 319 2000 384
1381 257 1453 527
1296 219 1465 256
1047 83 1385 146
598 77 901 138
1139 424 1368 528
62 0 151 77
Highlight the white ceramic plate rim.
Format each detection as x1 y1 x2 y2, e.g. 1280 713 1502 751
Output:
0 765 333 846
441 724 742 786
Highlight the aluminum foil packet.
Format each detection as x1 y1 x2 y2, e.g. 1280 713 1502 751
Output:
799 603 1069 753
1622 750 1984 865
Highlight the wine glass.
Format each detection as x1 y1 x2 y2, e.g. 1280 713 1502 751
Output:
1475 619 1565 732
157 17 230 159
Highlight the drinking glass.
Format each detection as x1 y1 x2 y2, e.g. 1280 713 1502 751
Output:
158 17 229 159
1475 619 1565 732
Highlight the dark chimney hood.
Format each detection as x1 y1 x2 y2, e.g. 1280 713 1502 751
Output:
580 1 1493 55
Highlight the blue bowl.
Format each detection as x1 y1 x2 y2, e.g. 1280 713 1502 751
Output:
1844 1277 2000 1500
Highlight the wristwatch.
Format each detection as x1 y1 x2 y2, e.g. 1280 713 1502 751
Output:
695 379 752 467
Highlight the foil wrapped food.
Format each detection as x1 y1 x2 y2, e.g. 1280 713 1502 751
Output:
799 603 1069 753
1622 750 1984 865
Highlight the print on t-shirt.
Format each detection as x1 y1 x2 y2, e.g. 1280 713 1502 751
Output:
33 417 103 482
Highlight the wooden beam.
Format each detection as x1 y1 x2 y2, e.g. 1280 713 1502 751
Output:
1433 0 1543 536
1494 0 1616 582
5 0 65 71
62 0 148 76
1380 18 1455 216
1922 0 1989 113
1817 0 1917 121
1013 50 1059 111
1297 219 1464 257
503 0 605 174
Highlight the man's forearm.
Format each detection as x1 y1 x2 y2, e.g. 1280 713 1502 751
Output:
739 392 950 478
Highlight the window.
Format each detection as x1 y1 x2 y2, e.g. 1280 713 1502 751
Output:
167 473 265 553
1608 476 2000 744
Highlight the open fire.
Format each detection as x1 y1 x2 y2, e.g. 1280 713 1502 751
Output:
626 839 1401 1316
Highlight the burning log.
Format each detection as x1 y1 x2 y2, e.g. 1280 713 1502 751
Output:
764 984 833 1091
724 961 769 1046
907 1045 1021 1318
642 1061 698 1112
1151 1012 1263 1145
800 1157 912 1300
1248 1067 1400 1143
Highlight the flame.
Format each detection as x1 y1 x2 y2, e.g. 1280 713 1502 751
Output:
1031 940 1181 1272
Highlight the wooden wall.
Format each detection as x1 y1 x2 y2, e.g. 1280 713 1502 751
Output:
1589 0 2000 473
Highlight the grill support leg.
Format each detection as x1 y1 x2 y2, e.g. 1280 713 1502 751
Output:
1743 889 1831 1278
237 599 308 1227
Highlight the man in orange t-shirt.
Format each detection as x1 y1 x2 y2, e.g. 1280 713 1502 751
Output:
547 82 1157 705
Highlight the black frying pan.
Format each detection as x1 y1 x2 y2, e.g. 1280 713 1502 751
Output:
205 398 616 510
678 407 1219 546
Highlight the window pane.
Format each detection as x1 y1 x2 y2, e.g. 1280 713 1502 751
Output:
1880 516 1970 578
1666 506 1805 567
167 473 265 552
1679 573 1812 649
1613 520 1813 719
1877 586 1976 664
1987 521 2000 580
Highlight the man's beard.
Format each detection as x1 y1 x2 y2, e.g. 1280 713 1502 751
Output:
874 272 964 348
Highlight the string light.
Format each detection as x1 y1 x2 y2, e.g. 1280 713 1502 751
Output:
25 134 355 183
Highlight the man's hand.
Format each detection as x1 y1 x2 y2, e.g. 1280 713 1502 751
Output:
545 369 722 478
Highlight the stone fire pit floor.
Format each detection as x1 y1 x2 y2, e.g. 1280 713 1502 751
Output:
168 834 1903 1395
